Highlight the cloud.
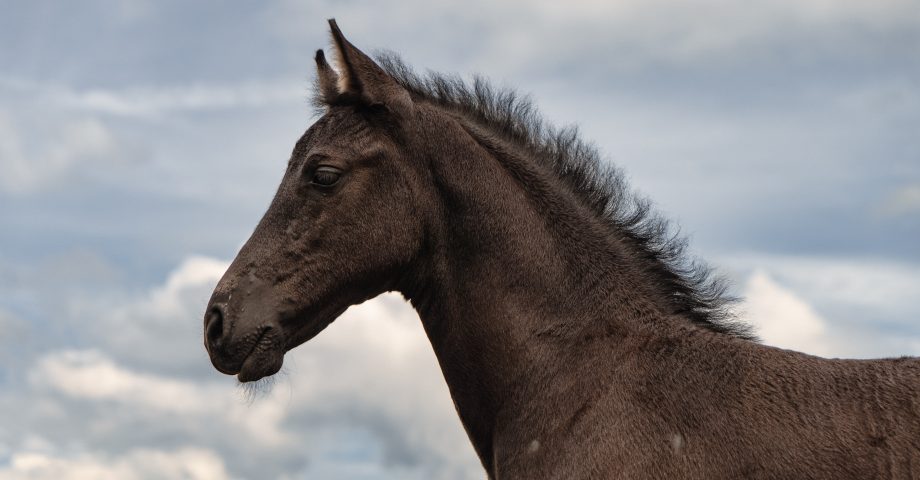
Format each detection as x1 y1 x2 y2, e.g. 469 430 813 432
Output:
0 447 229 480
268 0 920 75
280 295 479 476
0 308 34 372
0 75 308 118
880 184 920 217
734 256 920 327
4 256 480 479
109 0 155 24
726 254 920 358
741 270 831 356
29 348 291 448
0 111 121 194
0 308 28 344
32 350 218 415
77 255 229 375
56 80 307 117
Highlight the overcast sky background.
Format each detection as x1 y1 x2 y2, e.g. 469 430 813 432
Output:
1 1 919 478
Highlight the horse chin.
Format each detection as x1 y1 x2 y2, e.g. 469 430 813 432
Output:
281 307 347 352
233 306 349 382
232 325 286 383
237 345 284 383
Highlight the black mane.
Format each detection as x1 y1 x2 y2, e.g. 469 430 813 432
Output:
325 53 754 340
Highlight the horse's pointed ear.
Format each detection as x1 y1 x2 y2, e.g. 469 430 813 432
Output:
314 49 340 104
326 19 413 116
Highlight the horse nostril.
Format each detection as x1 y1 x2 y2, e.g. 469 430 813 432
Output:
206 306 225 348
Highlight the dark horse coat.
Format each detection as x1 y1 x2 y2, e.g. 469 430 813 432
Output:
204 20 920 479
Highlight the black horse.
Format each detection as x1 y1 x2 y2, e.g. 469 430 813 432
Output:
205 20 920 479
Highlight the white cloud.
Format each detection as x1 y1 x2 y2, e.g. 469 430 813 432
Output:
0 75 307 118
741 270 831 356
725 254 920 358
58 81 307 117
733 256 920 326
10 256 480 479
31 349 217 415
0 447 229 480
0 110 120 194
29 348 292 449
281 294 479 475
78 255 229 373
141 255 230 320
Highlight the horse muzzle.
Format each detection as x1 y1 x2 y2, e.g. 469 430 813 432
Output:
204 301 285 382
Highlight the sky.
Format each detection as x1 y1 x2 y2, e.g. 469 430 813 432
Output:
0 0 918 478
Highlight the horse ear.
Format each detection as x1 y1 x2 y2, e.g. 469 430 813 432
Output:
314 49 340 103
325 19 413 116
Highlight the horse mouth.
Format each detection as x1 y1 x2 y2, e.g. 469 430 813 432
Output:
234 326 285 383
206 301 350 383
232 308 340 382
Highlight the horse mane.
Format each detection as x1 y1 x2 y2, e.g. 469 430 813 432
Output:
317 52 755 340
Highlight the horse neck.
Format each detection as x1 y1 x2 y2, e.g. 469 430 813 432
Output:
398 109 687 467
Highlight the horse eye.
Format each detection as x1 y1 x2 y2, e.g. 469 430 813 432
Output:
311 166 342 187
